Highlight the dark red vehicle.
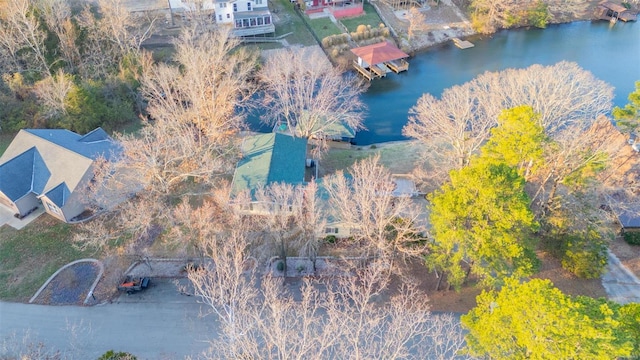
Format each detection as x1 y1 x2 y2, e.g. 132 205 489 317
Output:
117 276 150 294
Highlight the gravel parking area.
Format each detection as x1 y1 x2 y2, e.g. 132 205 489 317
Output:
31 262 100 305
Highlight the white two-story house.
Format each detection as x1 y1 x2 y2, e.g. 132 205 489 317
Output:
168 0 275 36
214 0 275 36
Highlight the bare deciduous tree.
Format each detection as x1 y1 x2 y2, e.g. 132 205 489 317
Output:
34 0 79 71
190 256 468 359
253 182 306 274
260 47 367 154
407 7 428 41
73 29 257 251
74 0 156 78
0 0 50 74
178 203 261 358
404 62 614 186
33 68 74 119
323 155 427 264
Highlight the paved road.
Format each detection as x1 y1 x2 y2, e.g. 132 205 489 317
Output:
0 280 216 359
602 250 640 304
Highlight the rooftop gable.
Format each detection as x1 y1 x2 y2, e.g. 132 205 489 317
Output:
43 182 71 207
0 148 51 201
351 41 409 66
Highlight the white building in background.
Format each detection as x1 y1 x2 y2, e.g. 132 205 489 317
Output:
168 0 216 12
168 0 275 36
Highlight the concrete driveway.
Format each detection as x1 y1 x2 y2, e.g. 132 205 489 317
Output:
0 206 44 230
602 250 640 304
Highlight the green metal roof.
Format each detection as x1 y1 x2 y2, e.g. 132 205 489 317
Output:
231 133 307 196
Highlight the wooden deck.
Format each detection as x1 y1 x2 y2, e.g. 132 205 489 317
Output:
452 37 474 49
385 59 409 73
353 62 387 80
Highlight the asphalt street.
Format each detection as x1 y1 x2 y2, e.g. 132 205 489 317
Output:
2 255 640 360
0 280 216 359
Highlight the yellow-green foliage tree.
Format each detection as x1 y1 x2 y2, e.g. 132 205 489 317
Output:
427 160 539 290
613 80 640 134
480 105 546 180
462 278 635 359
470 0 551 34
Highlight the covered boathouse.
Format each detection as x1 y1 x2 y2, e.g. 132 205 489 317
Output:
594 1 638 22
350 42 409 81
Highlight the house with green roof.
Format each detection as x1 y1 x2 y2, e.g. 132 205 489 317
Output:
0 128 120 223
230 132 310 212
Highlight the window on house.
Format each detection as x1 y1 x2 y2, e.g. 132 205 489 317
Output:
255 0 262 4
247 2 251 10
325 227 339 234
257 17 263 25
220 2 226 7
242 18 249 27
45 201 61 216
227 13 231 18
233 3 237 11
264 16 271 24
250 18 256 26
235 19 242 27
218 14 222 20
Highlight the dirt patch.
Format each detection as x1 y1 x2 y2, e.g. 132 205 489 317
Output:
610 236 640 279
87 255 132 304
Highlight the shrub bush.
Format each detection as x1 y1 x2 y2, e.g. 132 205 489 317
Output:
623 231 640 245
98 351 137 360
356 24 367 33
561 231 608 279
276 260 285 272
324 235 337 244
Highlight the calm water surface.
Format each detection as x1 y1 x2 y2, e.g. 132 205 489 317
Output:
358 21 640 144
252 21 640 144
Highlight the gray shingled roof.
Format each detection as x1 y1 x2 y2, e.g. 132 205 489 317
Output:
617 208 640 229
24 128 119 161
0 148 50 201
0 128 120 207
44 183 71 207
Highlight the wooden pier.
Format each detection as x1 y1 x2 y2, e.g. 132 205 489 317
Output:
353 62 386 81
351 41 409 80
385 59 409 73
452 37 474 49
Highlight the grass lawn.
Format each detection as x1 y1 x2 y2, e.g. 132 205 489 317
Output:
339 2 385 33
0 132 16 157
244 42 285 52
308 17 343 40
320 140 422 176
0 216 94 301
272 0 317 46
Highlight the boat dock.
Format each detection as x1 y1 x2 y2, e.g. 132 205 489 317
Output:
353 62 387 80
385 59 409 73
452 37 474 49
351 41 410 81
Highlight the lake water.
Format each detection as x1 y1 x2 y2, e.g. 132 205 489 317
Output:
251 21 640 145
